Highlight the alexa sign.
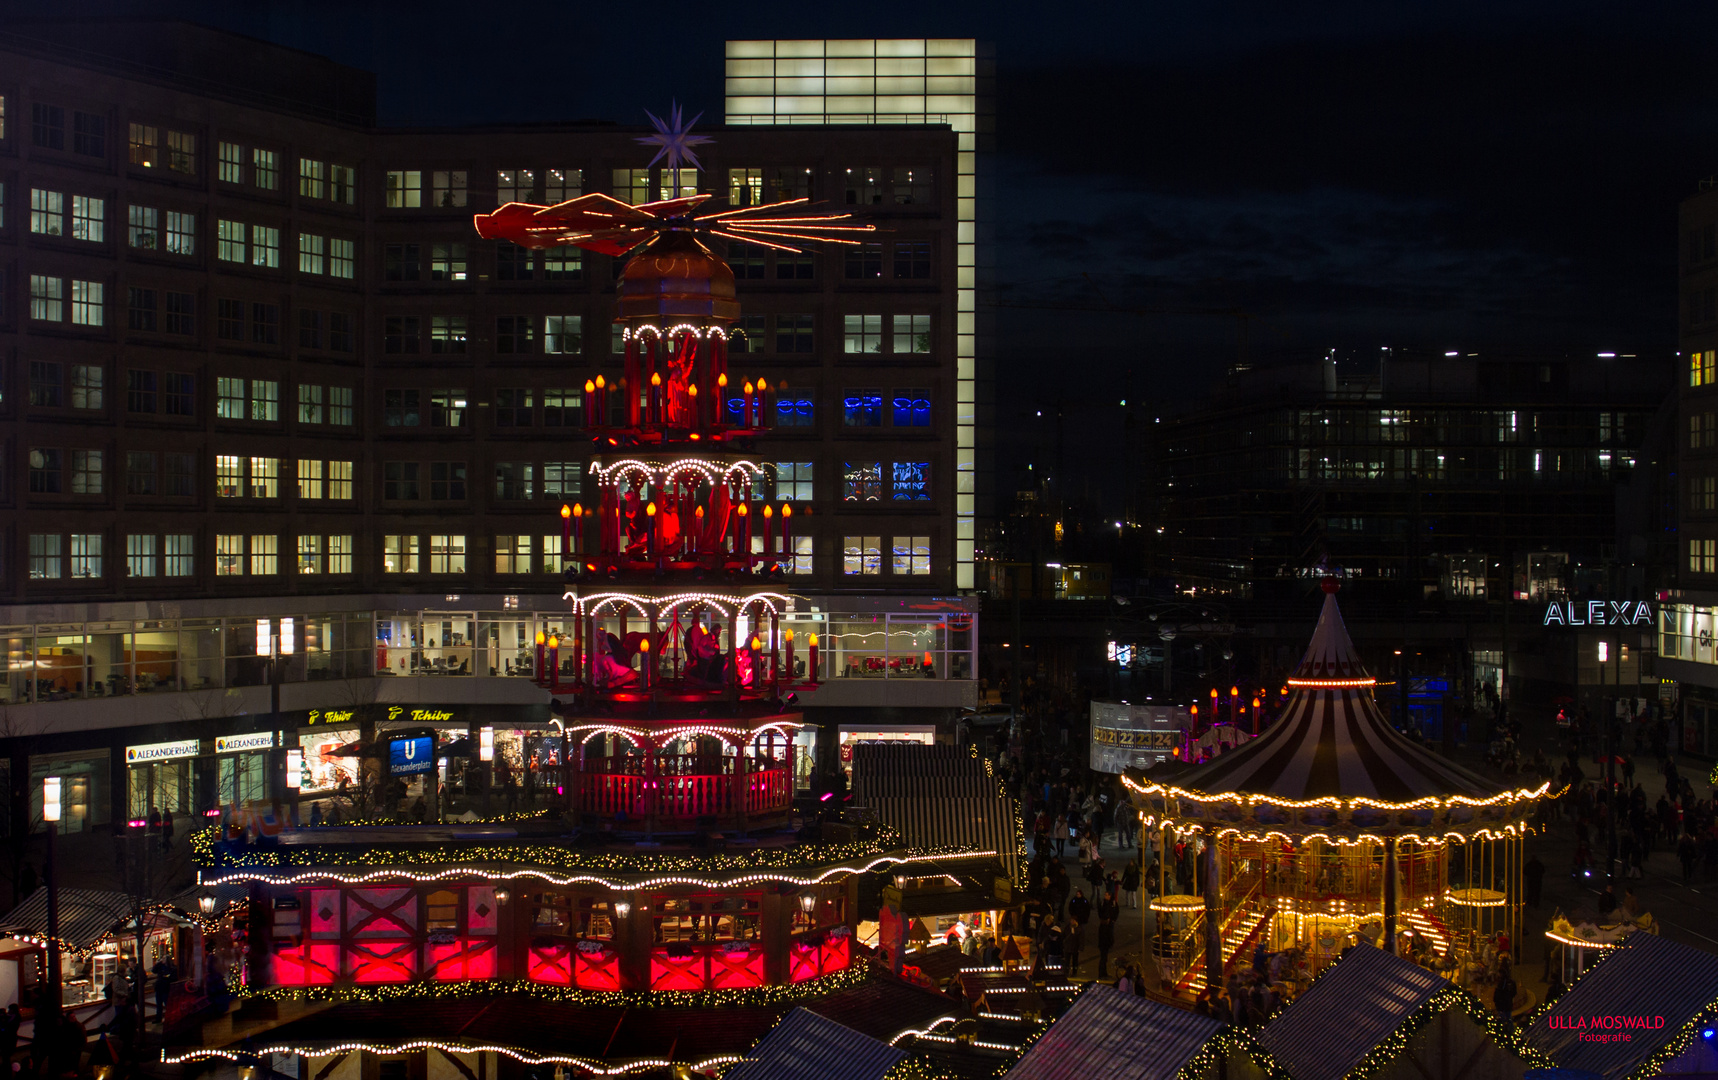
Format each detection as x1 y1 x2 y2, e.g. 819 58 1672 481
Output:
1542 601 1654 627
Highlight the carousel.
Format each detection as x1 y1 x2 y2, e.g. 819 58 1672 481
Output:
1127 578 1554 1002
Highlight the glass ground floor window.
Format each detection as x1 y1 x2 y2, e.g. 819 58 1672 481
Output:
30 750 110 833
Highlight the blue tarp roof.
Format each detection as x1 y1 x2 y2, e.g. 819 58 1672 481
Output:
1006 984 1223 1080
1256 946 1447 1080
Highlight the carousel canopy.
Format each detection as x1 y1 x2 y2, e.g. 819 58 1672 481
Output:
851 743 1022 885
1255 944 1449 1080
1524 932 1718 1080
1173 581 1494 803
1004 983 1222 1080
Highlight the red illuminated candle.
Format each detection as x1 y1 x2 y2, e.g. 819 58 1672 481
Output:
646 501 658 558
693 504 704 554
650 371 662 425
808 633 819 682
780 504 792 565
785 629 795 679
742 381 755 427
594 373 607 425
561 503 572 556
762 503 774 556
572 502 584 555
736 503 750 560
584 379 595 426
717 372 729 426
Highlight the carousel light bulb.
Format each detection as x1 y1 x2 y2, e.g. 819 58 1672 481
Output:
561 504 572 520
585 379 595 393
763 505 773 519
696 506 705 519
743 381 754 395
785 629 794 642
547 635 559 649
688 383 698 397
718 373 728 388
651 372 662 387
573 504 583 519
595 374 606 389
535 631 546 646
808 634 818 647
737 504 748 517
781 504 791 518
647 502 657 517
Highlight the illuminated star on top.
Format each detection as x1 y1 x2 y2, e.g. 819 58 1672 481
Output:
636 102 713 173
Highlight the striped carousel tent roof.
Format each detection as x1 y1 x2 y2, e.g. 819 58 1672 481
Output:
1174 580 1495 803
851 743 1021 884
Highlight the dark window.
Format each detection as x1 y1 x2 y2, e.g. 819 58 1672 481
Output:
127 288 157 331
29 362 62 407
126 451 157 495
495 241 533 281
217 298 244 340
894 241 931 279
775 252 814 280
843 390 883 427
28 448 62 493
430 461 467 500
164 291 195 334
32 104 64 150
729 241 766 280
496 316 535 354
384 461 420 500
543 389 580 427
251 303 279 345
774 314 814 353
893 391 931 427
127 370 157 413
384 243 420 281
165 452 195 496
731 315 766 354
845 243 883 279
495 388 533 427
384 389 421 427
543 246 581 280
299 309 322 349
385 316 420 354
164 372 194 416
891 166 933 205
329 312 354 352
72 112 105 157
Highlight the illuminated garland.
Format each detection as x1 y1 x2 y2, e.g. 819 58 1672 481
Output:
973 745 1030 889
1135 818 1536 848
1124 775 1557 813
243 963 868 1010
198 847 996 891
167 1042 742 1077
193 823 977 885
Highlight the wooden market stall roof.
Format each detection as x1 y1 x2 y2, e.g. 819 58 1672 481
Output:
1004 984 1224 1080
851 743 1022 884
1254 945 1449 1080
726 1007 904 1080
1523 932 1718 1080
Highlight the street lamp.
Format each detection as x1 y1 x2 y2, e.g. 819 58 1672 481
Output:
198 896 217 916
42 777 61 1023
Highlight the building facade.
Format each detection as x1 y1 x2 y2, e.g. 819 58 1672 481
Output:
0 21 979 837
1659 181 1718 753
1142 349 1676 721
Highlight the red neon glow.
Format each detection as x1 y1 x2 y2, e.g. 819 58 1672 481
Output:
346 940 417 983
650 948 708 991
528 943 573 985
709 946 766 989
574 947 622 991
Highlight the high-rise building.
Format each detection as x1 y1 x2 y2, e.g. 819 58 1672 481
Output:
0 20 978 837
724 39 994 590
1660 180 1718 752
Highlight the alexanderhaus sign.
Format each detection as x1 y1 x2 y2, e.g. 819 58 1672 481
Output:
1541 601 1654 627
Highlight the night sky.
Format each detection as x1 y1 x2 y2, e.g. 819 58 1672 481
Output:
14 0 1718 514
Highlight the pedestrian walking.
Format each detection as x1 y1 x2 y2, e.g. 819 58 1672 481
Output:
1122 860 1141 909
1064 916 1085 979
1096 896 1119 978
151 956 175 1023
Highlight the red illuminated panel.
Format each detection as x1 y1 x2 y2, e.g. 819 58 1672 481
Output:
709 946 765 989
425 939 496 981
650 948 708 991
346 940 417 983
788 942 820 983
820 935 850 974
574 946 622 991
528 943 573 985
272 942 338 986
466 887 499 936
307 889 341 938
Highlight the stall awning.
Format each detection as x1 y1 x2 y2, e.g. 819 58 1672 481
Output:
1005 983 1221 1080
0 888 149 954
1255 945 1447 1080
728 1007 904 1080
851 743 1022 884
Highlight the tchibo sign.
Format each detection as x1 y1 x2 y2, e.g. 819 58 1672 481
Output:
1542 601 1654 627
